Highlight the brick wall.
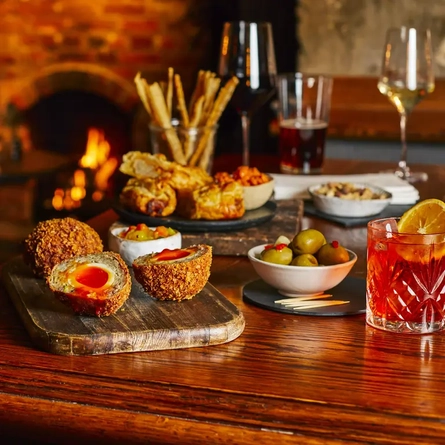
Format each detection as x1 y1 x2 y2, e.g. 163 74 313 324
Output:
0 0 210 138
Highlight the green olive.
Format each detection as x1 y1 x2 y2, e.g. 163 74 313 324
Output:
317 241 349 265
290 229 326 255
291 254 318 267
261 246 293 265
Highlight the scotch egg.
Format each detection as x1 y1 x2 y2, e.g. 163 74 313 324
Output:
47 252 131 317
64 262 116 295
132 244 212 301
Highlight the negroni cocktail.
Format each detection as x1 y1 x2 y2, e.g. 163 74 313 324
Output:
367 215 445 334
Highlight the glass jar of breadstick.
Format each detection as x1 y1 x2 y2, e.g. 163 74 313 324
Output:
149 121 218 174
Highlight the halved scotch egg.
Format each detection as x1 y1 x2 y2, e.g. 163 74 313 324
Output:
133 244 212 301
47 252 131 317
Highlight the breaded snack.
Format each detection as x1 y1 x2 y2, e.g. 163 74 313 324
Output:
168 163 213 191
175 181 245 220
133 244 212 301
23 217 103 278
120 151 172 179
47 252 131 317
119 151 212 191
119 177 177 217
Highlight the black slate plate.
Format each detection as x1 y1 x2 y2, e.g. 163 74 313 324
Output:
243 276 366 316
304 201 414 228
113 201 277 233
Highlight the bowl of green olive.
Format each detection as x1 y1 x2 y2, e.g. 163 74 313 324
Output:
108 221 181 266
247 229 357 296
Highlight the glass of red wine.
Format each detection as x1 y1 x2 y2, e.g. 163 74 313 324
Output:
218 21 276 166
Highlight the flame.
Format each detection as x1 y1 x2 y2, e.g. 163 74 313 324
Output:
51 128 118 211
80 128 110 169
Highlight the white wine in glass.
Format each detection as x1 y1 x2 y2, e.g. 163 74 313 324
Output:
377 27 435 182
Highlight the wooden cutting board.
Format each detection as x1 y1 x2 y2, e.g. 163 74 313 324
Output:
2 257 245 356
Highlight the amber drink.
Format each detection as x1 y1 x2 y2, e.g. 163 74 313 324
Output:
367 218 445 334
279 119 327 174
276 73 332 175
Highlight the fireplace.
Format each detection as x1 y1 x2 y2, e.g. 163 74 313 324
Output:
0 0 212 224
0 0 297 231
22 88 134 221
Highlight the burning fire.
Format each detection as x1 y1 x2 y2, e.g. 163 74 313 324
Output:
52 128 118 211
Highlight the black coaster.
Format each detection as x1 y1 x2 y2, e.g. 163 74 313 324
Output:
304 201 413 228
243 276 366 317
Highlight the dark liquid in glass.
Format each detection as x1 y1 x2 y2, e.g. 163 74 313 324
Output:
222 76 274 115
279 119 327 174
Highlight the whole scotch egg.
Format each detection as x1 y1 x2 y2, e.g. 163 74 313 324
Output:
47 252 131 317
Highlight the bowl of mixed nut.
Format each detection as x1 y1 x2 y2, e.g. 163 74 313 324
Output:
308 182 392 218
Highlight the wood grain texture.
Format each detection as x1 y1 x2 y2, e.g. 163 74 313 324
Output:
2 257 244 356
0 159 444 444
181 199 303 255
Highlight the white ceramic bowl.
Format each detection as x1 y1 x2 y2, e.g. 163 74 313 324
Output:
308 182 392 218
108 222 182 266
243 177 275 211
247 244 357 297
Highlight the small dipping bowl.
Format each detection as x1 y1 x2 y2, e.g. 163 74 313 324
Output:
247 244 357 297
243 176 275 211
108 222 182 266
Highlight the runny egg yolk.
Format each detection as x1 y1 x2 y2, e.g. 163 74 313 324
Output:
154 248 191 262
69 264 114 291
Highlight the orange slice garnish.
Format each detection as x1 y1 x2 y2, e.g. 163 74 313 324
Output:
397 199 445 234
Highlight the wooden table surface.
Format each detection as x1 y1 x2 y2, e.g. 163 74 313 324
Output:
1 159 445 445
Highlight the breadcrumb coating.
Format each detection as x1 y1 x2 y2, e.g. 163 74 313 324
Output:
47 252 131 317
23 217 104 278
133 244 212 301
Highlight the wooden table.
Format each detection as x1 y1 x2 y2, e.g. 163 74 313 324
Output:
1 159 445 445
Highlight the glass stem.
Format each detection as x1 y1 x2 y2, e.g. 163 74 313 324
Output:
398 113 408 178
240 112 250 166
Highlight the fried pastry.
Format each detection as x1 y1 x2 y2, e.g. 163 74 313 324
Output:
119 151 212 191
176 181 245 220
168 162 213 191
120 152 173 179
119 177 177 217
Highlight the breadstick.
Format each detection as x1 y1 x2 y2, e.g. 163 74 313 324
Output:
197 127 217 172
184 95 204 161
188 70 205 115
189 95 204 127
134 72 152 117
160 80 167 98
166 67 174 119
146 82 186 165
206 76 240 126
201 77 221 124
189 76 239 167
174 74 189 127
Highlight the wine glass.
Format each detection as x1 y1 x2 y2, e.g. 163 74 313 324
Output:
377 27 435 183
218 21 277 166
